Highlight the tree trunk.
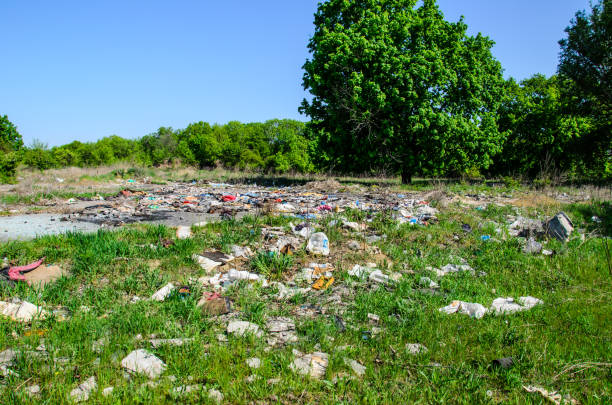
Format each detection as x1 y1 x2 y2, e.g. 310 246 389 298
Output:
401 167 412 184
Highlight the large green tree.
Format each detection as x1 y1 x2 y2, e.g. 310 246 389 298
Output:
300 0 506 183
558 0 611 178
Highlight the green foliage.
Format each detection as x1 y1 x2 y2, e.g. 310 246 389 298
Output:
557 0 611 179
0 115 24 153
0 115 23 183
250 251 294 280
300 0 506 183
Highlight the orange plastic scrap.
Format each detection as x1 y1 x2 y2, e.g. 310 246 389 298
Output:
312 264 333 276
312 276 334 290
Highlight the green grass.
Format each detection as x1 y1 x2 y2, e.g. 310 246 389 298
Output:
0 196 610 403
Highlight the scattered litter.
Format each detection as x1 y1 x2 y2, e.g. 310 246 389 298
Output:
312 275 334 290
523 385 578 405
369 270 391 285
306 232 330 256
192 254 223 272
176 226 192 239
121 349 167 379
227 321 263 338
344 358 366 376
290 350 328 379
6 257 45 281
406 343 428 355
439 301 488 319
69 376 97 402
150 283 175 301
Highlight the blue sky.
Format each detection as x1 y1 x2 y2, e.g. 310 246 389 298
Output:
0 0 591 146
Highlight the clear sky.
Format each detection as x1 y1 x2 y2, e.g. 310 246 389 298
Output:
0 0 591 147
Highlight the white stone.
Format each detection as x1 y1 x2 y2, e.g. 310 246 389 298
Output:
227 321 263 338
406 343 428 355
246 357 261 369
0 300 49 322
344 358 366 376
121 349 166 379
69 376 97 402
290 352 328 379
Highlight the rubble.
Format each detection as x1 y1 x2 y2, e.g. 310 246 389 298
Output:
227 321 263 338
0 299 49 322
246 357 261 369
290 350 328 379
121 349 167 379
69 376 97 402
406 343 428 355
266 317 298 346
490 297 543 315
344 358 366 376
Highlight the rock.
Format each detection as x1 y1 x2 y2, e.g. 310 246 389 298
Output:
69 376 97 402
150 283 175 301
347 240 361 250
0 348 17 377
0 300 49 322
523 237 542 254
121 349 166 379
102 387 114 397
227 321 263 338
419 277 439 289
306 233 330 256
406 343 428 355
344 358 366 376
290 351 328 379
367 313 380 324
545 212 573 242
246 357 261 369
24 385 40 396
490 296 543 315
439 301 488 319
149 338 193 348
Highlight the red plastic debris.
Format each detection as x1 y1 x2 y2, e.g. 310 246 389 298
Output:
318 205 332 211
8 257 45 281
222 195 236 202
275 198 282 203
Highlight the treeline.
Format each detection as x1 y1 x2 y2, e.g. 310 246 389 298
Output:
1 0 609 184
7 119 314 175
